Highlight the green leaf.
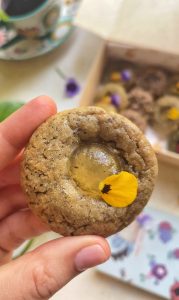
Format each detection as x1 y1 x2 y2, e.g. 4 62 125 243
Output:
0 102 24 122
0 10 9 22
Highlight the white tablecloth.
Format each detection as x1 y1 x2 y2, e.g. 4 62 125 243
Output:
0 28 101 111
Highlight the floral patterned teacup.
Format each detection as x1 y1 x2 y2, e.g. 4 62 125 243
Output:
1 0 61 38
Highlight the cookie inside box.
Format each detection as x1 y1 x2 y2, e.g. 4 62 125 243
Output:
96 58 179 153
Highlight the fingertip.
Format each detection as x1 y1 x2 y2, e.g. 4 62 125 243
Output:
30 95 57 115
74 236 111 272
0 96 58 171
92 236 111 259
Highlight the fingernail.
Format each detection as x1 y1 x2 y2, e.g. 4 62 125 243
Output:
75 244 108 272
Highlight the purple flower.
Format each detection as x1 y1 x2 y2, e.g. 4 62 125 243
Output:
111 93 121 108
151 264 167 280
121 69 132 82
65 78 80 98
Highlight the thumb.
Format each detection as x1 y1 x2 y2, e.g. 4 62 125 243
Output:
0 236 110 300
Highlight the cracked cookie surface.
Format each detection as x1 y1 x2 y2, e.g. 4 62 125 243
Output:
21 107 158 237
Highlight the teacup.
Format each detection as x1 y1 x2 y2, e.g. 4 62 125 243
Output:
0 0 61 38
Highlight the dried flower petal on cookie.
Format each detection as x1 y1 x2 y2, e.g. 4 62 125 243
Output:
99 171 138 208
111 93 121 108
121 69 132 82
100 96 111 105
166 107 179 120
110 72 121 82
99 94 120 108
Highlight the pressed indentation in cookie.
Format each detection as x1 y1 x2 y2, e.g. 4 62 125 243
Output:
70 143 121 196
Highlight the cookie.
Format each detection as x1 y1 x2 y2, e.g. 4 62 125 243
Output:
121 109 147 133
138 68 167 97
153 95 179 133
21 107 158 237
96 83 128 111
128 87 154 119
168 74 179 96
168 129 179 154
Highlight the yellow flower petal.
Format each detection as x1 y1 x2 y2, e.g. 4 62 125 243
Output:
110 72 121 82
166 107 179 120
99 171 138 208
0 10 9 22
100 96 111 105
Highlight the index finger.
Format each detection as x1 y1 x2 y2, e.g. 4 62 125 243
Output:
0 96 57 171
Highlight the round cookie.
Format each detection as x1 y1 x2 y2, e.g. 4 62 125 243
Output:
168 129 179 154
96 83 128 111
121 109 147 133
153 95 179 133
138 68 167 97
168 74 179 96
128 87 154 119
21 107 158 237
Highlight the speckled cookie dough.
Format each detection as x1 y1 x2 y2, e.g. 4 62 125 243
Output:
138 68 167 97
21 107 158 237
128 87 154 119
168 74 179 96
153 95 179 133
96 83 128 111
168 129 179 153
121 109 147 133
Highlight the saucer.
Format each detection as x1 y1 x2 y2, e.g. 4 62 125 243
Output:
0 1 80 60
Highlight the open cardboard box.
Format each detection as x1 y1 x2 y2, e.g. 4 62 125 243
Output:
75 0 179 167
75 3 179 298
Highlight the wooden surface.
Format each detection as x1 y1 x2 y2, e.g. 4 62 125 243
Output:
52 269 163 300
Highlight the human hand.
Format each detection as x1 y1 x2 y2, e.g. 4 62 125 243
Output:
0 96 110 299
